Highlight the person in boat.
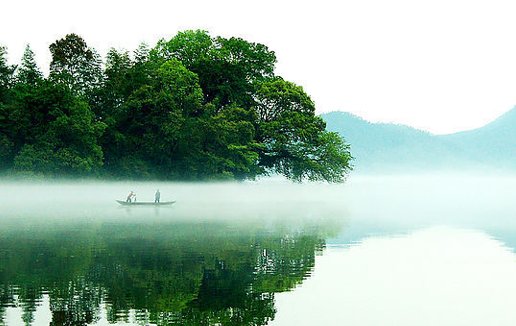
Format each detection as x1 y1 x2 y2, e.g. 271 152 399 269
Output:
155 189 161 203
126 191 136 203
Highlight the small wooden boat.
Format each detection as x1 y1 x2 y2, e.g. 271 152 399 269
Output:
116 200 176 206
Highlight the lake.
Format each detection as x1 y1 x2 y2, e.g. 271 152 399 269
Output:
1 174 516 325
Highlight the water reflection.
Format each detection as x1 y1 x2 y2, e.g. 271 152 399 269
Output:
0 217 340 325
4 176 516 325
272 227 516 326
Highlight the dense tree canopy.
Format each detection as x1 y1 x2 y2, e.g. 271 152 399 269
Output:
0 31 352 181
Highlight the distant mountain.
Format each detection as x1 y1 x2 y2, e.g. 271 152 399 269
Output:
322 109 516 172
439 109 516 168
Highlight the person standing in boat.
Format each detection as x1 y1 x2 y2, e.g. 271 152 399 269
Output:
126 191 136 203
155 189 161 203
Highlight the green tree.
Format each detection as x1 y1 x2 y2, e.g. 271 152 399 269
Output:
99 44 163 176
0 46 15 98
104 48 132 104
210 35 276 107
0 45 45 171
150 30 351 182
152 30 276 108
104 59 204 178
152 30 213 70
91 48 133 122
130 42 155 94
197 106 262 180
49 34 103 97
254 77 352 181
0 46 16 170
0 32 353 181
16 45 43 85
9 81 105 175
134 42 150 63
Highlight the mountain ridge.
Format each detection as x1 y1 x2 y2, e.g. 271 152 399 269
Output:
321 108 516 172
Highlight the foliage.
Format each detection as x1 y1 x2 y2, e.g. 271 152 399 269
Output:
49 33 103 98
152 30 276 109
254 78 352 181
7 81 105 175
0 46 16 102
0 46 16 169
16 45 43 85
0 32 352 181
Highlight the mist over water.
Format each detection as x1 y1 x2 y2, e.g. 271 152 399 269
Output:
0 179 350 223
2 173 516 325
270 173 516 326
2 173 516 227
345 173 516 229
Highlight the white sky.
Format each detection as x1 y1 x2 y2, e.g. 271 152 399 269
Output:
2 0 516 134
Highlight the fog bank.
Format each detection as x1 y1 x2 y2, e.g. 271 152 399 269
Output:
2 173 516 232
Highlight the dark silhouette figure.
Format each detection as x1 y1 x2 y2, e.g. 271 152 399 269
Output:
155 189 161 203
126 191 135 203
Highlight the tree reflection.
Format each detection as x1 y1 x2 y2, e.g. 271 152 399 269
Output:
0 218 340 325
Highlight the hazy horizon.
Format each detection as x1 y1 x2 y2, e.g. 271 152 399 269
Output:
323 108 516 136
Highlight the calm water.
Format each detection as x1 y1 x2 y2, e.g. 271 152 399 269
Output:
1 175 516 325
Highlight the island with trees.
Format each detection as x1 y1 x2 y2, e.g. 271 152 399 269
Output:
0 31 352 182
